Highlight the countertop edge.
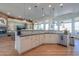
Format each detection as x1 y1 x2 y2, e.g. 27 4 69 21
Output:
19 32 63 37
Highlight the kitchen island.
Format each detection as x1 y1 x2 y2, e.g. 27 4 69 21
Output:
15 30 69 54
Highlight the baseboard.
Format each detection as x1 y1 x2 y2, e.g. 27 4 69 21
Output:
43 43 58 45
57 44 67 47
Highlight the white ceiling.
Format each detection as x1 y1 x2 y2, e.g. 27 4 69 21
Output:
0 3 79 20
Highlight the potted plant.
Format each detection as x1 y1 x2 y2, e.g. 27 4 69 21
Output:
64 29 68 35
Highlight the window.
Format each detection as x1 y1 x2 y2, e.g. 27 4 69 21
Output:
45 24 49 30
50 24 54 30
39 24 44 30
34 24 39 30
59 22 72 33
34 23 44 30
60 23 65 31
53 21 58 30
75 22 79 35
54 24 58 30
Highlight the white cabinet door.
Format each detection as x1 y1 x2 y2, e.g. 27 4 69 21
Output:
44 34 59 43
21 36 32 53
36 35 40 46
31 35 40 48
31 35 35 48
39 34 44 44
49 34 59 43
44 34 50 43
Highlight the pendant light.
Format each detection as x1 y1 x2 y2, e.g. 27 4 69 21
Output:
42 8 45 16
60 4 65 29
49 4 52 16
24 3 26 20
52 7 55 17
24 3 31 21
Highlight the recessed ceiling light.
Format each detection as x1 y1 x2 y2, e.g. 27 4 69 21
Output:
48 4 52 8
59 3 63 7
28 7 31 10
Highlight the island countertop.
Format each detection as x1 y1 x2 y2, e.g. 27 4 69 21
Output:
18 30 63 37
15 30 63 54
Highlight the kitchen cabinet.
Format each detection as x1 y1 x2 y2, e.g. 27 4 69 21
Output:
44 34 59 43
31 35 40 48
50 34 59 43
35 35 40 46
21 36 32 52
44 34 50 43
15 33 60 54
39 34 44 44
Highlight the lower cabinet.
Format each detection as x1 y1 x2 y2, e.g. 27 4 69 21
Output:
31 35 40 48
44 34 50 43
20 35 42 53
44 34 59 44
20 34 60 53
50 34 59 43
39 34 44 44
21 36 32 53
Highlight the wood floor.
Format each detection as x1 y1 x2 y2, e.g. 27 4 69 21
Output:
0 36 79 56
0 36 18 56
22 40 79 56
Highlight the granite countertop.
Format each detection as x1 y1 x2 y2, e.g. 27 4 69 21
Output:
19 30 63 37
